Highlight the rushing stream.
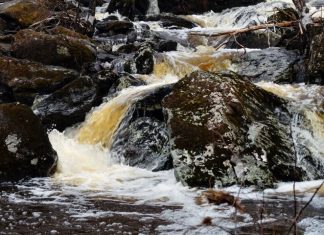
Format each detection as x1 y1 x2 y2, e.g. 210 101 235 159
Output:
1 0 324 234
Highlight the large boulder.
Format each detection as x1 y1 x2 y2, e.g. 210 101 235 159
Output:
33 71 119 131
0 103 57 181
12 30 96 70
0 0 50 28
0 56 78 105
162 71 323 188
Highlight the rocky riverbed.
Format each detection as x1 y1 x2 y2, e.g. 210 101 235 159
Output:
0 0 323 234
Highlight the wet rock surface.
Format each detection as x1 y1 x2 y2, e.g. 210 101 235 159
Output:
0 56 78 105
33 73 118 131
0 103 57 181
307 30 324 84
231 47 299 83
163 71 323 188
112 117 172 172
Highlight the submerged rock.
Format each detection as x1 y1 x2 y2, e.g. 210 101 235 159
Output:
231 47 299 83
163 71 323 188
12 30 96 70
33 72 118 131
0 103 57 181
0 56 78 105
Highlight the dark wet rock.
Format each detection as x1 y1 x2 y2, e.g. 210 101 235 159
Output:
0 56 78 105
157 0 264 15
111 117 172 171
226 31 283 49
137 14 197 29
154 40 178 52
109 75 146 94
123 45 154 75
95 20 134 36
33 72 118 131
134 46 154 74
76 0 104 7
307 30 324 84
0 82 14 103
107 0 150 19
12 29 96 70
0 103 57 181
111 85 174 171
231 47 299 83
0 0 50 28
117 43 139 54
0 35 12 55
162 71 322 188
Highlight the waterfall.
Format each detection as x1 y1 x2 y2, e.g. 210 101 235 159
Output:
77 80 176 148
147 0 160 15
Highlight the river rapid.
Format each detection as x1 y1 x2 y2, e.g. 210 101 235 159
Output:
1 0 324 234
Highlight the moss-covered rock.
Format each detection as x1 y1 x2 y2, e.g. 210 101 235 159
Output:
0 103 57 181
162 71 322 188
49 26 90 40
12 29 96 70
0 0 50 28
0 56 78 105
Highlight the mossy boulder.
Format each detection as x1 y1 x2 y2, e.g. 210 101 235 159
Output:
12 29 96 70
0 0 50 28
0 56 78 105
162 71 322 188
0 103 57 181
49 26 90 40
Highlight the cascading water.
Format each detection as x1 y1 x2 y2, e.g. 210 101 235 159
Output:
147 0 160 15
1 0 324 234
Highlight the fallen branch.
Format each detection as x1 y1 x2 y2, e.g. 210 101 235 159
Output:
189 21 298 37
286 180 324 235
